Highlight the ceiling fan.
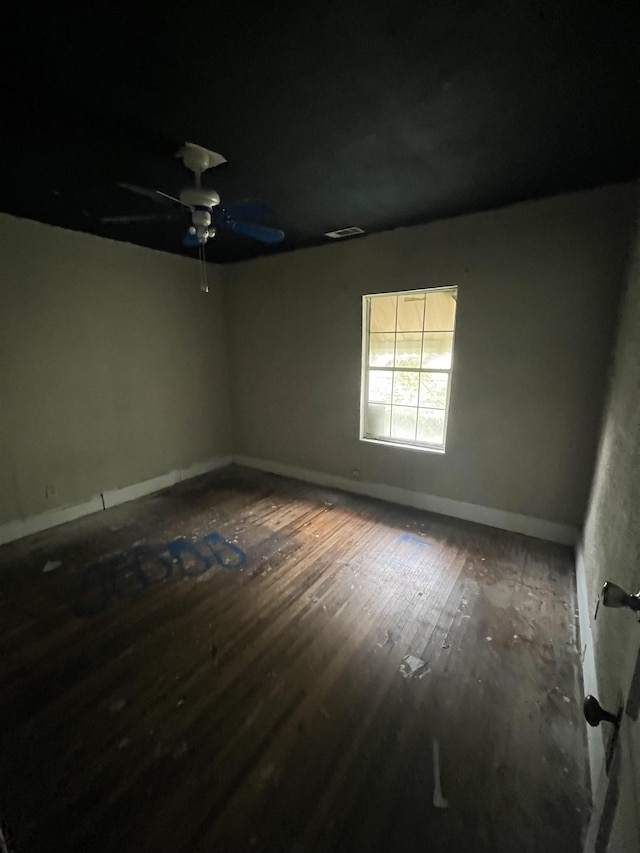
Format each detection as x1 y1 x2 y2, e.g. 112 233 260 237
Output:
102 142 285 291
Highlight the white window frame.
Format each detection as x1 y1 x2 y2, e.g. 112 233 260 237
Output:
360 286 457 453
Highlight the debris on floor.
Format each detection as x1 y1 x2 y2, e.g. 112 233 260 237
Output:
378 628 400 650
432 739 449 809
399 654 429 679
42 559 62 573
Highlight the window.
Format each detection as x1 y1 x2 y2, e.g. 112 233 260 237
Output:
360 287 457 452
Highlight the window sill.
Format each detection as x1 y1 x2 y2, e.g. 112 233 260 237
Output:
360 437 446 455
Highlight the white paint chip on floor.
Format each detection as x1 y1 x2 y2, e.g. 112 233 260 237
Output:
399 654 429 679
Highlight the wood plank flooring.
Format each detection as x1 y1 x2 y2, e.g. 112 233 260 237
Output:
0 466 590 852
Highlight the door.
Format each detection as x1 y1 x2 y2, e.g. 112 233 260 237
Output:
584 621 640 852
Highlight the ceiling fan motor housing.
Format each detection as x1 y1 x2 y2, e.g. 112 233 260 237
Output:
180 187 221 208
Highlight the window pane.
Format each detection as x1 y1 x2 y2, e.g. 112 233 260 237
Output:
395 332 422 368
366 403 391 437
396 294 425 331
370 295 397 332
369 333 395 367
425 292 456 331
417 409 446 445
392 371 419 406
368 370 393 403
391 406 418 440
419 373 448 409
422 331 453 368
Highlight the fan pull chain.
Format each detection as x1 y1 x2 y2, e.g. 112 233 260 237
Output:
199 243 209 293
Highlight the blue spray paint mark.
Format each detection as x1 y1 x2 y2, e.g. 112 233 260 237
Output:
131 544 173 586
397 533 434 547
74 530 247 617
202 532 246 568
167 538 212 576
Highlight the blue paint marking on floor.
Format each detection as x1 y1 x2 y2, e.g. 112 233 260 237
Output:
397 533 434 547
74 531 247 617
201 531 247 568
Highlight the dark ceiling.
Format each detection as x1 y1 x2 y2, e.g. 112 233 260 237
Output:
1 1 639 263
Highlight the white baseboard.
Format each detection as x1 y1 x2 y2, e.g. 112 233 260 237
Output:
0 452 578 548
0 455 232 546
0 495 106 547
575 541 605 801
101 454 232 509
232 455 579 546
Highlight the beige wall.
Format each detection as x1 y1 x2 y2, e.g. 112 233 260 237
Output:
2 185 636 533
224 184 638 528
582 206 640 850
0 214 231 526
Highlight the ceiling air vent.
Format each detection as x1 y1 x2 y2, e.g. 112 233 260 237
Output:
324 226 366 239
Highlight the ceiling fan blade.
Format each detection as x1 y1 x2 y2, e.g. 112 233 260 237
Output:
101 213 179 224
227 219 285 244
118 182 191 209
222 199 274 222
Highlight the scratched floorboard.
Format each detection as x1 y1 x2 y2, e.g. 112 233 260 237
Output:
0 465 589 853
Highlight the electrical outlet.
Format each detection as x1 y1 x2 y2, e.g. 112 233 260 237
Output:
45 484 57 498
351 468 361 480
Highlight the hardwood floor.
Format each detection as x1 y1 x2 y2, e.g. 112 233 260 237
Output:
0 466 589 852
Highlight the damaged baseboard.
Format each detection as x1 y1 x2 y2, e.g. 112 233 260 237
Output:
0 494 105 547
0 455 232 546
232 455 579 546
101 456 231 509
